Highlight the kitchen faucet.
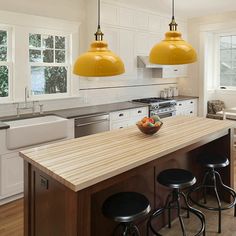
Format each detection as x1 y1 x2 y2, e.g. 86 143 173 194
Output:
15 87 40 117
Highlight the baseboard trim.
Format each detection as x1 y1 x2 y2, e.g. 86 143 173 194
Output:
0 193 23 205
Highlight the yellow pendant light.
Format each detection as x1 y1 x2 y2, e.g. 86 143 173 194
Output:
73 0 125 77
149 0 197 65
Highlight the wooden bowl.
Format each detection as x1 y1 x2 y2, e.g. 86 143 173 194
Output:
136 122 163 135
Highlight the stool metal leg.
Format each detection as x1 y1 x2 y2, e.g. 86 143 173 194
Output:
123 224 129 236
131 224 141 236
188 167 236 235
176 192 186 236
201 171 210 204
148 189 205 236
180 192 206 236
168 202 171 228
212 171 222 233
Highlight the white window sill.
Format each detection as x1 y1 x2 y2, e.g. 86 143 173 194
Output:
215 88 236 95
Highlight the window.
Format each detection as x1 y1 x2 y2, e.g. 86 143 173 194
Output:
219 35 236 88
29 33 70 97
0 11 79 103
0 29 11 99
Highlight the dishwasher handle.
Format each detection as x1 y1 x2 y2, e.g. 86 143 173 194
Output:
75 119 109 127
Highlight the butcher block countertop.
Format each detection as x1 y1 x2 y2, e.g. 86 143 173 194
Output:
20 116 235 192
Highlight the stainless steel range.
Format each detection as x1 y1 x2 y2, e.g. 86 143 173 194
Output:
132 97 177 118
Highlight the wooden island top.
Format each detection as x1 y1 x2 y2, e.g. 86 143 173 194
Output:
20 116 235 192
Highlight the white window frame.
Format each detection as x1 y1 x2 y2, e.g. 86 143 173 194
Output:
216 32 236 90
0 26 13 103
0 10 80 104
28 29 72 100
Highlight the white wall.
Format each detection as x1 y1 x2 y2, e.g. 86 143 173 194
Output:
0 0 188 117
185 11 236 115
0 0 85 22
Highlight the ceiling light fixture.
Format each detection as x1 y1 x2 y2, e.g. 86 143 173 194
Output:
149 0 197 65
73 0 125 77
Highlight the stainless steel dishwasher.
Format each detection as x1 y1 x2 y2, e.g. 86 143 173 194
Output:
74 113 110 138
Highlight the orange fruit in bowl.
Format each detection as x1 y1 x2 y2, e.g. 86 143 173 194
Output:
141 117 149 123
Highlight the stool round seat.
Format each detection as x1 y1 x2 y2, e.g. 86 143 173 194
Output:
157 168 196 189
198 154 229 168
102 192 151 223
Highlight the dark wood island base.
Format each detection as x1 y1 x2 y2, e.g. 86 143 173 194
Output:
23 127 234 236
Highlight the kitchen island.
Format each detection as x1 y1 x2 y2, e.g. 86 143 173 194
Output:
20 116 235 236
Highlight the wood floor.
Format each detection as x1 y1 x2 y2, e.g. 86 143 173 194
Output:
0 198 23 236
0 163 236 236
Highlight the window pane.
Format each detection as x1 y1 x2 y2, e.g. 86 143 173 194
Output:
232 61 236 69
43 50 54 63
0 46 7 61
55 36 65 49
220 75 234 86
29 34 41 48
232 49 236 60
232 36 236 48
29 49 42 62
220 36 231 49
220 49 231 61
31 66 67 95
43 35 54 49
0 31 7 46
0 65 8 97
221 63 233 74
55 50 65 63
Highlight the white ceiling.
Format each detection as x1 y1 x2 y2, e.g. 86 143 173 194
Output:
115 0 236 19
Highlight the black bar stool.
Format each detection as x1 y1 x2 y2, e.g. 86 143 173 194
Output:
102 192 151 236
148 169 205 236
188 154 236 233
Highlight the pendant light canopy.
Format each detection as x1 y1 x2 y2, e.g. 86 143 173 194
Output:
73 0 125 77
149 0 197 65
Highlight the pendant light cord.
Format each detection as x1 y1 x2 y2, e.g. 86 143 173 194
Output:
169 0 177 31
95 0 104 41
172 0 175 20
98 0 101 28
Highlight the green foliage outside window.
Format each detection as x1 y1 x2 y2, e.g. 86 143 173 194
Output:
0 66 8 97
45 67 67 94
29 33 68 95
0 30 8 98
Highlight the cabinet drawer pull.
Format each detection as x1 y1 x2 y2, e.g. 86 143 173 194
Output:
174 69 178 72
138 110 142 114
119 113 124 117
190 101 193 104
179 103 182 106
190 111 193 114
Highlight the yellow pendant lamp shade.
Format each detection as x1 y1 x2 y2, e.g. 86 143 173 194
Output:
73 41 125 77
149 31 197 65
149 0 197 65
73 0 125 77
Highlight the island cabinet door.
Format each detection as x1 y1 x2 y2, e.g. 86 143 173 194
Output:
25 165 78 236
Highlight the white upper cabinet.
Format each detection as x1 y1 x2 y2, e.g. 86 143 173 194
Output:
134 12 149 30
148 34 162 52
135 33 150 55
97 1 188 79
149 14 162 33
161 65 188 78
120 8 134 28
120 29 135 76
101 2 119 25
102 26 119 53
